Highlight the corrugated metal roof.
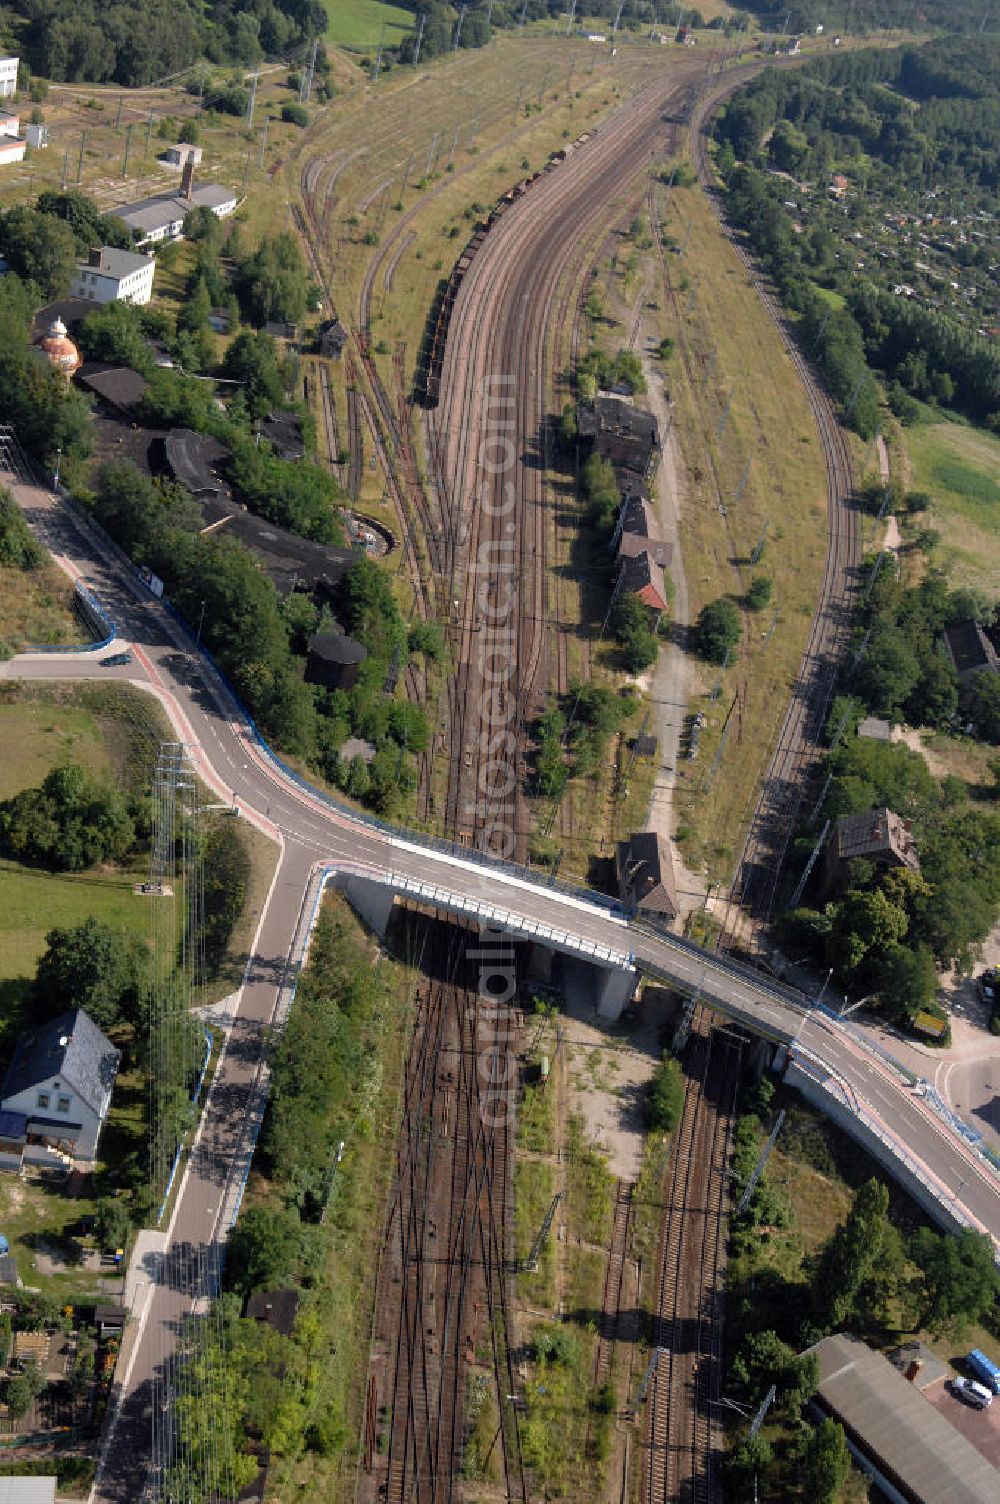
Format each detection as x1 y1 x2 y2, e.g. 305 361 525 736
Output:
809 1333 1000 1504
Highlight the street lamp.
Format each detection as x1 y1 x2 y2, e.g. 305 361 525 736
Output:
816 966 834 1006
52 446 62 494
195 600 206 648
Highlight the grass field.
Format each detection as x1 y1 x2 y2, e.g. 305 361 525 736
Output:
0 559 84 653
648 169 829 880
324 0 414 50
904 418 1000 592
0 694 119 799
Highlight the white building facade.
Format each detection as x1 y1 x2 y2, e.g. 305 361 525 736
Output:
0 57 17 99
70 246 156 305
0 1008 119 1166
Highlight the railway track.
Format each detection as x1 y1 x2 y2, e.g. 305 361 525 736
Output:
644 1012 742 1504
594 1179 634 1389
431 65 709 859
369 916 526 1504
686 68 861 927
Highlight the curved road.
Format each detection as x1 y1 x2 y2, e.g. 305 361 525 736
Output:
4 471 998 1500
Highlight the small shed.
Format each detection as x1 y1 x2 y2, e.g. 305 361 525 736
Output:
95 1304 126 1337
616 831 678 921
305 631 368 692
318 317 348 359
857 716 891 742
245 1287 300 1338
0 1254 19 1287
941 620 999 683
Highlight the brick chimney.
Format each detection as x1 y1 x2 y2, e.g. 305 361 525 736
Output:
180 151 196 202
88 247 102 267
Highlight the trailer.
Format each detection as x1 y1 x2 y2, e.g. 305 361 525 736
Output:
966 1349 1000 1395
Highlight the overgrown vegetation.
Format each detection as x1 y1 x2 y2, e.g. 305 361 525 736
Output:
715 39 1000 434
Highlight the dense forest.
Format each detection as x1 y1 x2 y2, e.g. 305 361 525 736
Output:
10 0 327 86
715 38 1000 432
744 1 998 34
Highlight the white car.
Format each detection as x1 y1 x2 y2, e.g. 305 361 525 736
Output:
951 1376 993 1409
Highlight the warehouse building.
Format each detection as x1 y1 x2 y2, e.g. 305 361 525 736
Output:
807 1333 1000 1504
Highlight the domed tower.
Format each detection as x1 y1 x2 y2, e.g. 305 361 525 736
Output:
39 317 82 382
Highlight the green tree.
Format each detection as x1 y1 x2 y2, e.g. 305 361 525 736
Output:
911 1227 1000 1332
93 1196 131 1253
0 486 45 570
966 670 1000 744
236 232 312 326
746 575 772 611
647 1054 684 1132
4 1363 43 1420
828 887 909 976
220 330 284 417
33 917 148 1031
695 597 741 664
813 1178 903 1332
612 591 659 672
200 822 250 975
0 208 78 297
225 1204 307 1298
0 764 137 873
799 1419 850 1504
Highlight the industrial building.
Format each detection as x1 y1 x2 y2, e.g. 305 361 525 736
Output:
0 56 17 99
807 1333 1000 1504
115 156 237 245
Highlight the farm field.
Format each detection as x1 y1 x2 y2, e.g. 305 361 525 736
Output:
324 0 414 50
904 418 1000 593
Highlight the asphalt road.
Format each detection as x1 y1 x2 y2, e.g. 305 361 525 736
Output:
5 475 1000 1499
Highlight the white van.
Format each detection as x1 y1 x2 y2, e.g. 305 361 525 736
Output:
952 1376 993 1410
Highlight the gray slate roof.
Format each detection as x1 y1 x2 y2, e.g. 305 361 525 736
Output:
116 183 237 235
78 246 152 281
808 1333 1000 1504
1 1008 119 1118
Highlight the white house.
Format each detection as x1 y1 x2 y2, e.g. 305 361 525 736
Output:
71 245 156 306
0 108 18 137
0 1008 120 1166
0 56 17 100
0 137 25 167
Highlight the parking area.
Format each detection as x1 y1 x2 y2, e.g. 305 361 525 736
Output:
924 1376 1000 1468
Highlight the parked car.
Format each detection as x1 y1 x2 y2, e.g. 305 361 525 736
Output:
100 651 133 668
951 1375 993 1409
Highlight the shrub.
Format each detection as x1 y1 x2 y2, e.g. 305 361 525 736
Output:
647 1054 684 1132
695 597 741 663
747 575 773 611
281 103 309 127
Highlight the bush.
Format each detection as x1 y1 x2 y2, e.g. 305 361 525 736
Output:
695 597 741 663
281 102 309 127
747 575 773 611
0 485 45 569
647 1054 684 1132
0 764 137 872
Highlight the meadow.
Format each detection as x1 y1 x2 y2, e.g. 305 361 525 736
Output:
904 418 1000 593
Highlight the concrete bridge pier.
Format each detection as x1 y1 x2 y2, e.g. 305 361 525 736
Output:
340 873 396 939
595 960 639 1020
